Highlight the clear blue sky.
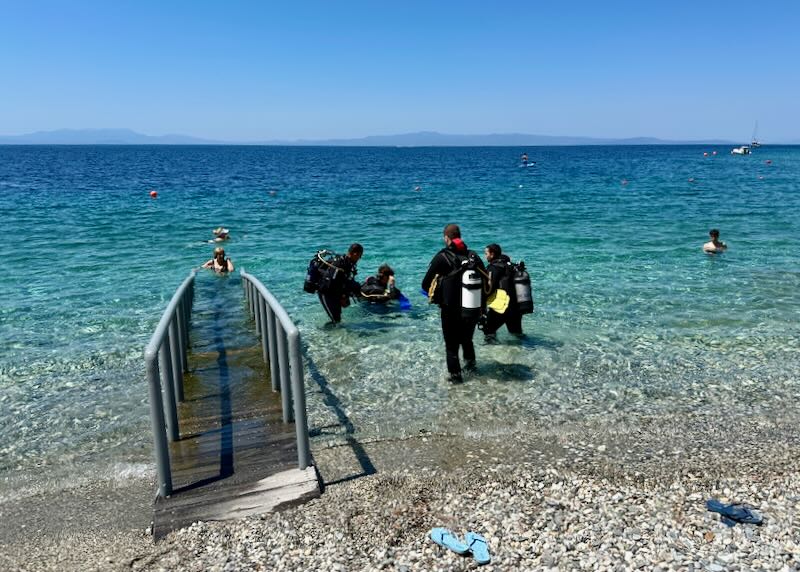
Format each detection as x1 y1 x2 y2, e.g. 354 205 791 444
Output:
1 0 798 141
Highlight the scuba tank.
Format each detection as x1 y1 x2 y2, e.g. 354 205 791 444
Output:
461 264 483 320
513 261 534 314
303 256 321 293
303 250 333 294
439 250 487 320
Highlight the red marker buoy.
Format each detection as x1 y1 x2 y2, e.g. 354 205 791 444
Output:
149 190 158 198
703 152 708 157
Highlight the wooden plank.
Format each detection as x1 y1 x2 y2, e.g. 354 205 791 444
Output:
153 467 319 538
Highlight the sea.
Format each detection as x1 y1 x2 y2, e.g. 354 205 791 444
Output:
1 144 799 502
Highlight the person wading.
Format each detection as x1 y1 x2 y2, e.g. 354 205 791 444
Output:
422 224 487 383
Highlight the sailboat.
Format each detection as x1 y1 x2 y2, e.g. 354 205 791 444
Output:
751 121 762 147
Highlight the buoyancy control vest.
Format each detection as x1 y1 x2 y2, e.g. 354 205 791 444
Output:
360 275 397 303
440 250 486 320
320 254 357 295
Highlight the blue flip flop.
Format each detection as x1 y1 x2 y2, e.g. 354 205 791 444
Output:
465 531 492 565
706 499 763 526
429 528 469 555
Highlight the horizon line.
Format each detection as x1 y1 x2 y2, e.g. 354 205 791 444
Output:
1 127 796 146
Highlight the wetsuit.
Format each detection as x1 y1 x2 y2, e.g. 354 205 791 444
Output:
360 275 400 302
421 240 486 377
317 255 359 323
484 254 522 338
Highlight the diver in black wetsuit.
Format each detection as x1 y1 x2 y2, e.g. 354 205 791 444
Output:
421 224 487 383
483 243 523 342
360 264 401 303
317 243 363 323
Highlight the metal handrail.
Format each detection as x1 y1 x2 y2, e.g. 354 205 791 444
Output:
240 269 311 470
144 271 195 498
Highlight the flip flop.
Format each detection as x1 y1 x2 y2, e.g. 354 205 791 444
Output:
465 531 491 565
706 499 763 526
428 528 469 555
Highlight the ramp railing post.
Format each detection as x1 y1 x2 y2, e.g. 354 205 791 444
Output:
176 301 188 372
158 341 180 442
258 295 269 365
288 331 310 469
276 324 292 422
266 307 279 391
254 289 262 336
168 319 184 402
146 350 173 497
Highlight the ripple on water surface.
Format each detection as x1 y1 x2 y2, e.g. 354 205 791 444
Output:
1 145 800 492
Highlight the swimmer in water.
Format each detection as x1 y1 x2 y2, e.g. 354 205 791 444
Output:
202 247 234 273
703 229 727 254
521 152 528 166
212 227 230 242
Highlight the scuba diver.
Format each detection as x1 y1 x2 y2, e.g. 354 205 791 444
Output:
482 243 524 342
421 224 488 383
304 243 363 323
359 264 401 303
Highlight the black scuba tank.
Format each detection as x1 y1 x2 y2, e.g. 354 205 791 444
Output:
303 250 332 294
497 259 515 296
304 260 320 293
513 261 534 314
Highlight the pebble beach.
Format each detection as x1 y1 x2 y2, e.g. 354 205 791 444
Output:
3 410 799 571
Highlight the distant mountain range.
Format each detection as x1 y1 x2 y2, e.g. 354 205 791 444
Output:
0 128 220 145
0 128 749 146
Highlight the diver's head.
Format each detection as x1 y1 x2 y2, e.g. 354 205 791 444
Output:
443 224 461 246
709 229 720 240
485 243 501 262
347 243 363 263
377 264 394 285
214 247 226 261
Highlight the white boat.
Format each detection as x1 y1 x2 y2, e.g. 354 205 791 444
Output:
751 121 762 147
731 145 751 155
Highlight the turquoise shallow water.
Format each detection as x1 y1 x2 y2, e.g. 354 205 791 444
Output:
1 145 799 495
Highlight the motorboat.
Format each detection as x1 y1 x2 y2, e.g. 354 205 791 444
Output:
731 145 751 155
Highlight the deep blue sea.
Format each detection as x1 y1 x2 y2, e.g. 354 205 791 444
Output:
2 145 799 498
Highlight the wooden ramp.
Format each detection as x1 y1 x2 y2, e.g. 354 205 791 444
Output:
153 285 319 540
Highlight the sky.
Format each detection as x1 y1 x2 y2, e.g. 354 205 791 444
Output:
1 0 798 141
